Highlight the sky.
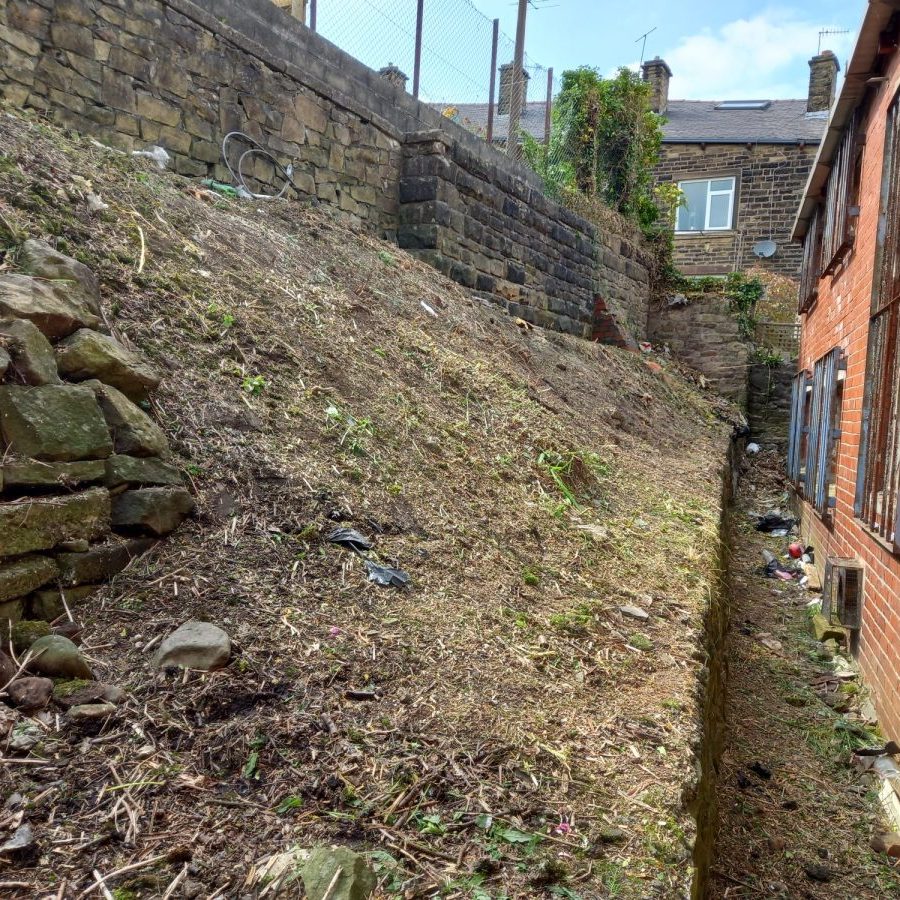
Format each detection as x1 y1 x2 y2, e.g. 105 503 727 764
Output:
314 0 861 105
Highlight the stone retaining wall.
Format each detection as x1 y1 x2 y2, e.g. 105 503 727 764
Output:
747 362 793 447
647 296 751 406
0 0 654 341
0 241 193 629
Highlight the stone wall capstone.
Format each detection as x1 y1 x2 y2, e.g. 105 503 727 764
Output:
0 240 193 630
0 0 654 342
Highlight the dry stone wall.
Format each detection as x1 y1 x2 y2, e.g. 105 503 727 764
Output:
647 296 751 406
0 0 653 342
0 240 193 629
747 362 794 447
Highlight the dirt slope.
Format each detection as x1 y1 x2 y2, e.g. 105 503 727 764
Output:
0 109 735 899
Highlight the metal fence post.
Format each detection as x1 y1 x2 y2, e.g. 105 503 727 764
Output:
508 0 527 159
544 67 553 145
486 18 499 144
413 0 424 99
310 0 316 32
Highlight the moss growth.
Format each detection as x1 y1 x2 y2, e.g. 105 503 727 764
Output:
11 619 52 654
52 678 93 699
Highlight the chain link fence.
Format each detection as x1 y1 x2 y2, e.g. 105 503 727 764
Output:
276 0 564 167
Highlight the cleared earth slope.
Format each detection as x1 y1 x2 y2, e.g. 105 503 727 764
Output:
0 110 734 898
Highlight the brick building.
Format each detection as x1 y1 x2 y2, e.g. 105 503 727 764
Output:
789 0 900 758
644 55 834 279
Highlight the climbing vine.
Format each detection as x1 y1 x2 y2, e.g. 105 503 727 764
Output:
522 67 667 236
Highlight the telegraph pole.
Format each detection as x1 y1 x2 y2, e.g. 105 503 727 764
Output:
507 0 528 160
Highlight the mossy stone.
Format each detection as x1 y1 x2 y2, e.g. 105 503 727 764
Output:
11 619 52 654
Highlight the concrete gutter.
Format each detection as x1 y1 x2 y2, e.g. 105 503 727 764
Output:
792 0 900 241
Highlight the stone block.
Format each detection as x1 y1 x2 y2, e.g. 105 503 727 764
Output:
136 92 181 127
111 487 194 536
0 488 110 558
3 458 106 490
0 274 100 338
104 454 181 488
0 599 24 627
56 537 156 586
56 329 161 401
0 384 112 461
0 23 41 56
0 317 60 385
49 22 93 57
0 555 57 603
292 93 328 135
28 584 98 621
84 380 168 458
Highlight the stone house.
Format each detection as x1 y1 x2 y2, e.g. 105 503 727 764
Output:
644 54 835 280
788 0 900 777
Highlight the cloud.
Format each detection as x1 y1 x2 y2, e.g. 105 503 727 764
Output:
662 11 856 100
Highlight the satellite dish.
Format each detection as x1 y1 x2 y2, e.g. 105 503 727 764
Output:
753 239 777 259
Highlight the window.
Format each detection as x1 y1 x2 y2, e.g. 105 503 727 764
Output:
787 370 809 484
714 100 771 110
856 93 900 551
804 348 845 516
798 204 823 313
822 110 863 272
676 177 736 232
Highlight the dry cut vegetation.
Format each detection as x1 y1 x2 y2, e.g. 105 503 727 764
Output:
0 108 737 899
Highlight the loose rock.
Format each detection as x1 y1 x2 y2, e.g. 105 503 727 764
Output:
871 833 900 857
2 458 106 489
0 317 61 385
300 847 376 900
153 621 231 671
619 605 650 620
20 238 102 319
0 823 34 858
7 676 53 711
57 329 161 401
68 701 116 724
0 383 113 461
112 486 194 536
27 633 93 679
85 380 169 457
0 273 100 337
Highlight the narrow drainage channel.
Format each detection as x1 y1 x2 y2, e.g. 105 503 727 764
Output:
694 447 900 899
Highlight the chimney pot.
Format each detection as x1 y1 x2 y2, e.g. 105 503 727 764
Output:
807 50 840 113
641 57 672 115
498 62 530 117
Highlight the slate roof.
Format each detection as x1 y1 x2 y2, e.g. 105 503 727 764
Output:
439 98 827 146
661 100 827 144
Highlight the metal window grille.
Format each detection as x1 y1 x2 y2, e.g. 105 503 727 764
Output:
799 204 823 313
857 92 900 551
822 111 862 273
787 370 808 484
801 348 844 514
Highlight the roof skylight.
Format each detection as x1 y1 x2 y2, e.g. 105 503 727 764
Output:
715 100 772 110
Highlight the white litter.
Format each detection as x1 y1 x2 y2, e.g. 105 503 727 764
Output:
132 145 171 169
747 442 761 454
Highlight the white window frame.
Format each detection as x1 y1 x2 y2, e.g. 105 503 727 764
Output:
675 176 736 233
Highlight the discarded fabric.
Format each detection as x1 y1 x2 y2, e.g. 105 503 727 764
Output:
327 527 373 554
756 513 795 533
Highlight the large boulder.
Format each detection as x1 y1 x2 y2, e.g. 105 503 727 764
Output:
2 458 106 489
19 239 102 319
0 555 57 602
153 620 230 671
111 487 194 536
0 488 110 558
56 329 161 401
27 633 93 679
105 454 182 488
0 383 113 461
85 381 168 457
0 318 60 385
56 537 156 586
0 274 100 338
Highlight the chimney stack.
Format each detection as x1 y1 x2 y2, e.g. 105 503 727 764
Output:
498 63 529 116
641 57 672 115
378 63 409 92
807 50 839 113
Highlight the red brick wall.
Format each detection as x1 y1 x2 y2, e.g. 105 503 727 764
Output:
797 47 900 743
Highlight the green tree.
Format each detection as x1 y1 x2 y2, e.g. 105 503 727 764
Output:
523 66 665 233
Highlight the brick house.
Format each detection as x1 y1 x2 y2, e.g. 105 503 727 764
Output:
644 55 834 279
789 0 900 761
